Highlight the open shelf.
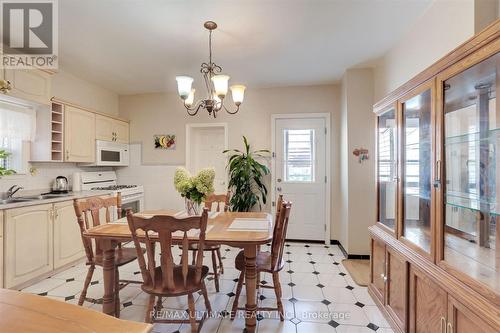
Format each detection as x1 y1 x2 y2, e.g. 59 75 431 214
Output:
50 102 64 162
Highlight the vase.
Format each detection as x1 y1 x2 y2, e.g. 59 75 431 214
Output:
185 198 201 216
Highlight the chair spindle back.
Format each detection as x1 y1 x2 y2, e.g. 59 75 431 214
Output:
270 201 292 270
204 192 230 212
73 193 122 262
126 209 209 292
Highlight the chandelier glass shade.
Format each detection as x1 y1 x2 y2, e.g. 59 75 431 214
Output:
175 21 246 117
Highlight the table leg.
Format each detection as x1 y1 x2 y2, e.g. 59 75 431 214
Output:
244 245 257 333
102 239 118 317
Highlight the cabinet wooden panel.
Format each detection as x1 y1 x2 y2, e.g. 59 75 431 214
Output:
53 201 84 269
114 119 129 143
408 265 447 333
95 114 114 141
64 106 96 162
4 69 51 105
447 296 497 333
95 115 129 143
370 237 386 302
386 247 407 330
4 204 53 288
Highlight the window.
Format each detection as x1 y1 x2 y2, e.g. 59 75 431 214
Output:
283 129 315 182
0 101 35 174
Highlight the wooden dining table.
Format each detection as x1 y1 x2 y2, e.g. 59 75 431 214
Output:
83 210 274 333
0 289 152 333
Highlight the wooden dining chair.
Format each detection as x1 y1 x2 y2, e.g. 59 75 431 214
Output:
126 209 212 332
186 192 229 292
230 201 292 321
73 193 142 315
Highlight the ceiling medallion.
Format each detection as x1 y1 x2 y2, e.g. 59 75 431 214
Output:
175 21 246 118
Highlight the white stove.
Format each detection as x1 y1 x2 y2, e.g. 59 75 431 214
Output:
79 171 144 216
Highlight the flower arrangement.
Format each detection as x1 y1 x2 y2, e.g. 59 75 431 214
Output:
174 167 215 214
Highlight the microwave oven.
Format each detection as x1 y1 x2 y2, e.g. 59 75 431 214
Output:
94 140 129 166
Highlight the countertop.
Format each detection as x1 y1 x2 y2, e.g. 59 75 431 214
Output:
0 190 114 210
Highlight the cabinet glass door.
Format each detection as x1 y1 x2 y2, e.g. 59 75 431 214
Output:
377 107 397 232
402 88 432 254
442 52 499 292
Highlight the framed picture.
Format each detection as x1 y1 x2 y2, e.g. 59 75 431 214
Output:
154 134 176 150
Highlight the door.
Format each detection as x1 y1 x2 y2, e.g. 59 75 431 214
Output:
385 247 407 330
187 124 227 193
53 201 85 269
65 106 96 162
113 120 129 143
95 114 114 141
5 69 51 105
274 117 326 241
399 81 435 259
0 210 3 288
447 296 497 333
370 237 386 303
4 204 53 288
408 264 447 333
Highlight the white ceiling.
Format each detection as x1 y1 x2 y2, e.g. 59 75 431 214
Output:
58 0 432 95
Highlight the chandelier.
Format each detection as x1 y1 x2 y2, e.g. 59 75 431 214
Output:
175 21 246 118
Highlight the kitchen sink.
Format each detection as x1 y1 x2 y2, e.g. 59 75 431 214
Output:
0 193 72 205
0 197 37 204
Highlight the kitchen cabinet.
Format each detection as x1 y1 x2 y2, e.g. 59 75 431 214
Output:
4 204 53 288
64 105 96 162
447 296 497 333
96 114 129 143
4 69 51 105
371 22 500 333
408 265 447 333
370 237 386 303
53 201 84 269
385 247 407 330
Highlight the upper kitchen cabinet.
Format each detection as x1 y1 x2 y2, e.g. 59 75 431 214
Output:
96 114 129 143
64 105 95 162
436 47 499 297
376 103 398 236
399 80 435 260
4 69 52 105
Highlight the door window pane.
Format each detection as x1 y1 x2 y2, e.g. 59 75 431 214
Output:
443 52 498 292
403 89 432 253
378 108 397 230
284 129 315 182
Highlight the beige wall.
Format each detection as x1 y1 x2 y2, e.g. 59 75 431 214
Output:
52 69 119 116
373 0 475 101
119 84 342 239
339 68 376 255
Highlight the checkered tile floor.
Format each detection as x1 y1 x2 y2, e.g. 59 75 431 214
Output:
20 242 393 333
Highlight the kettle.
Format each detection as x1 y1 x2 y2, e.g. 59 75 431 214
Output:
53 176 69 192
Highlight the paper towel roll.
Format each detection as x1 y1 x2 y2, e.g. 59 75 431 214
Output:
72 172 81 191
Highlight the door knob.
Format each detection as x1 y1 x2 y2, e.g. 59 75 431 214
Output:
277 187 282 192
277 178 282 183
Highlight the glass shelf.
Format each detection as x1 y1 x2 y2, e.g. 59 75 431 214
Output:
442 51 498 294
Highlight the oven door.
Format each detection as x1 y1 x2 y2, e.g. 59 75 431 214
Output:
120 193 144 217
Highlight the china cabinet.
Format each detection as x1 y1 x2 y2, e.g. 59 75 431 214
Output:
370 20 500 332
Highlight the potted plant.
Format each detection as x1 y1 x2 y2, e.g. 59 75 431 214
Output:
174 167 215 215
224 136 270 212
0 149 15 176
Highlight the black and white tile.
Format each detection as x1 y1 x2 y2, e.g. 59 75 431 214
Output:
20 242 393 333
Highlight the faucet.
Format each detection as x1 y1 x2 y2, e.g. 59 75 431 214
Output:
6 185 23 198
